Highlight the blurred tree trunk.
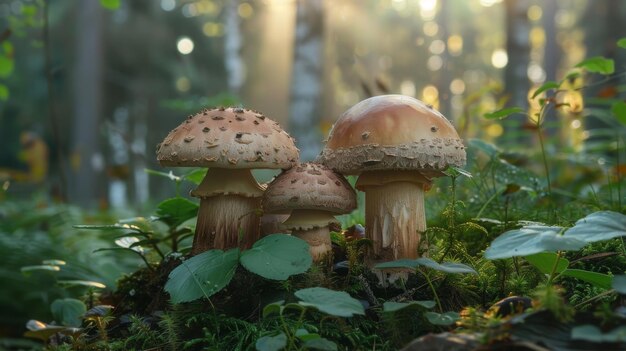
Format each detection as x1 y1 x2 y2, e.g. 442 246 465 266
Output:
437 0 452 117
224 0 245 94
542 0 560 138
503 0 531 145
288 0 324 161
70 0 104 207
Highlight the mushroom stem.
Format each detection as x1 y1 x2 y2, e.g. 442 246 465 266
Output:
282 209 338 262
356 171 431 262
191 168 264 254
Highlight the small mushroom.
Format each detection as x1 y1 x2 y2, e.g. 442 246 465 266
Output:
316 95 466 263
156 107 299 254
263 163 356 262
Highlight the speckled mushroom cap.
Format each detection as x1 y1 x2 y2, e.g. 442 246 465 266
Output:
316 95 465 175
157 107 299 169
263 163 356 214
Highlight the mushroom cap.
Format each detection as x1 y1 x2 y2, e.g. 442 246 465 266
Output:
263 162 357 214
156 107 299 169
316 95 466 175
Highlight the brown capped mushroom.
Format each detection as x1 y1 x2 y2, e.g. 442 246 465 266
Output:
157 107 299 254
263 163 356 261
317 95 466 263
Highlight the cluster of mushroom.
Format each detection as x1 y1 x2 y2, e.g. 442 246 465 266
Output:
156 95 466 265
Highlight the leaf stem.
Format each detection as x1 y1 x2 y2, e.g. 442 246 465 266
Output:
421 269 443 313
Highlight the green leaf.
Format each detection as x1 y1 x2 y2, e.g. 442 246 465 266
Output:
424 311 460 326
240 234 312 280
262 301 284 318
484 107 525 120
612 102 626 126
575 57 615 75
164 249 239 303
256 333 287 351
295 329 321 341
295 287 365 317
24 320 81 342
50 298 86 327
382 300 436 313
20 265 60 275
561 269 612 290
0 56 13 78
99 0 120 10
525 253 569 274
618 38 626 49
184 168 207 185
41 259 66 266
375 258 477 274
571 324 626 343
0 83 8 101
532 81 560 99
303 338 338 351
155 197 198 228
57 280 106 289
564 211 626 243
73 223 143 232
613 275 626 294
484 225 586 260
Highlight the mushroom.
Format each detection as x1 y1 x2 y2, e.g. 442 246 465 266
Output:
157 107 299 254
263 162 356 261
316 95 466 262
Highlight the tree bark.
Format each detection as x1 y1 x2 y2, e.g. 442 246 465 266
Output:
70 0 104 207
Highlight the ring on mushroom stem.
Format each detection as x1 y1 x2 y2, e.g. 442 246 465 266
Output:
263 162 356 262
156 107 299 255
316 95 466 264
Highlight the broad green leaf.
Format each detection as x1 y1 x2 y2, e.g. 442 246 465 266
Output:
295 287 365 317
375 258 476 274
164 249 239 303
575 57 615 75
303 338 338 351
613 275 626 294
612 102 626 126
256 333 287 351
618 38 626 48
564 211 626 243
571 324 626 342
425 311 460 326
0 56 13 78
468 139 500 157
155 197 198 228
382 300 436 313
114 236 144 254
525 253 569 274
184 168 207 185
0 83 8 101
57 280 106 289
262 301 284 318
240 234 311 280
50 298 86 327
532 81 560 99
99 0 120 10
414 258 477 274
484 225 586 260
295 330 322 342
561 269 612 290
484 107 524 120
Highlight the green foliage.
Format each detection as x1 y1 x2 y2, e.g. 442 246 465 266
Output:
240 234 313 280
165 235 312 304
294 287 365 317
375 258 477 274
165 249 240 303
575 57 615 75
50 298 86 327
484 107 525 120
